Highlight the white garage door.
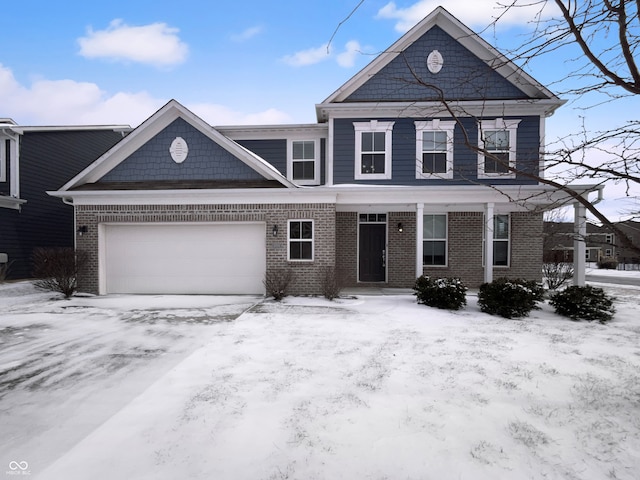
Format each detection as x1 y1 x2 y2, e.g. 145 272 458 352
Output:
103 223 266 294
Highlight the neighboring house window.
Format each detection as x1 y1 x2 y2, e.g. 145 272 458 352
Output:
415 120 455 179
353 121 395 180
605 248 612 257
288 220 314 261
288 139 319 185
423 214 447 266
605 233 613 244
484 214 510 266
478 119 520 179
0 139 8 183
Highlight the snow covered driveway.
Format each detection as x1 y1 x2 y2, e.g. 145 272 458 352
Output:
1 282 640 479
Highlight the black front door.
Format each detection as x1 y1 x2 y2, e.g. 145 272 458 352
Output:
359 223 386 282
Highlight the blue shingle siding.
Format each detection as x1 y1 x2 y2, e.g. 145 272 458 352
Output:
345 26 529 103
101 118 264 183
332 116 539 185
236 139 286 176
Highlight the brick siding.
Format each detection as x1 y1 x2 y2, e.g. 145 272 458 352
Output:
75 203 335 295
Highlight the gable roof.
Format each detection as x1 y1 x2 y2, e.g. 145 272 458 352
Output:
57 100 296 192
320 7 559 106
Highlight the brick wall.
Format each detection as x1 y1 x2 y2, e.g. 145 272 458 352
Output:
422 211 543 286
75 203 336 295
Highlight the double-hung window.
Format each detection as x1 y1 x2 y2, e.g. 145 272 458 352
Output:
288 139 319 185
415 120 455 179
288 220 314 261
483 214 510 266
423 214 447 266
478 118 520 179
353 121 394 180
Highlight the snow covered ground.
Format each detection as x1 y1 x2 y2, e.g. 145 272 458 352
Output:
1 279 639 479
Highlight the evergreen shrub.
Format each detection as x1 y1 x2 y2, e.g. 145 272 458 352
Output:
413 275 467 310
478 277 544 318
549 285 615 323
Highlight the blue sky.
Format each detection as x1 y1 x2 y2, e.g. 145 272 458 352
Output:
1 0 637 219
1 0 573 127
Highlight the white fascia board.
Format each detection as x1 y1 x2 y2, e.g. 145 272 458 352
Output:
47 187 336 206
324 183 601 209
217 124 328 140
317 99 565 122
11 125 131 134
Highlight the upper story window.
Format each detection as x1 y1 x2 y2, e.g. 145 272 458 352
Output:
353 121 395 180
288 220 314 261
0 139 9 183
478 118 520 179
415 120 455 180
288 139 319 185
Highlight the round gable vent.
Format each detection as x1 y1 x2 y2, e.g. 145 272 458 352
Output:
427 50 443 74
169 137 189 163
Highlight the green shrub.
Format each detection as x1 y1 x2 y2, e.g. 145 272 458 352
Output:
597 256 618 270
549 285 615 323
413 275 467 310
478 278 544 318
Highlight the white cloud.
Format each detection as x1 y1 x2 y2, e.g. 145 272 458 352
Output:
78 19 189 67
377 0 554 32
281 43 332 67
187 103 292 126
0 64 291 127
231 26 264 42
337 40 362 68
282 41 370 68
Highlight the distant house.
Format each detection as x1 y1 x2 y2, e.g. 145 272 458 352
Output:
544 220 640 265
49 7 600 295
0 121 130 279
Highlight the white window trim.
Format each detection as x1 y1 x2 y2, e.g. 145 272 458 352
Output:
483 213 511 267
422 213 448 267
287 137 320 186
477 118 521 179
415 120 455 180
353 120 395 180
287 219 314 262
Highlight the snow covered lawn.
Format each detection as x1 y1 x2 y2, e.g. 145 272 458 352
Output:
1 282 640 479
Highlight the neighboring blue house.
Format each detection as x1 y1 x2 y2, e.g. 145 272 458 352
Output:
50 7 599 295
0 121 129 279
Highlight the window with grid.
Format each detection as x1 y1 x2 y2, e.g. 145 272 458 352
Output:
483 130 511 174
353 121 394 180
288 220 314 261
423 214 447 266
415 120 455 179
478 119 520 178
291 140 316 183
493 214 510 266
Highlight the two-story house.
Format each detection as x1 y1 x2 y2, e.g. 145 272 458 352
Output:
0 120 129 279
49 7 599 295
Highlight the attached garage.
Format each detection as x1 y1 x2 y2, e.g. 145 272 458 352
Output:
101 223 266 295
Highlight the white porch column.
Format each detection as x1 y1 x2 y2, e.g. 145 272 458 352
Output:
416 203 424 278
484 203 494 283
573 202 587 286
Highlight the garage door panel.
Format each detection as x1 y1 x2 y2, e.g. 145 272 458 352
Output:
104 223 266 294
